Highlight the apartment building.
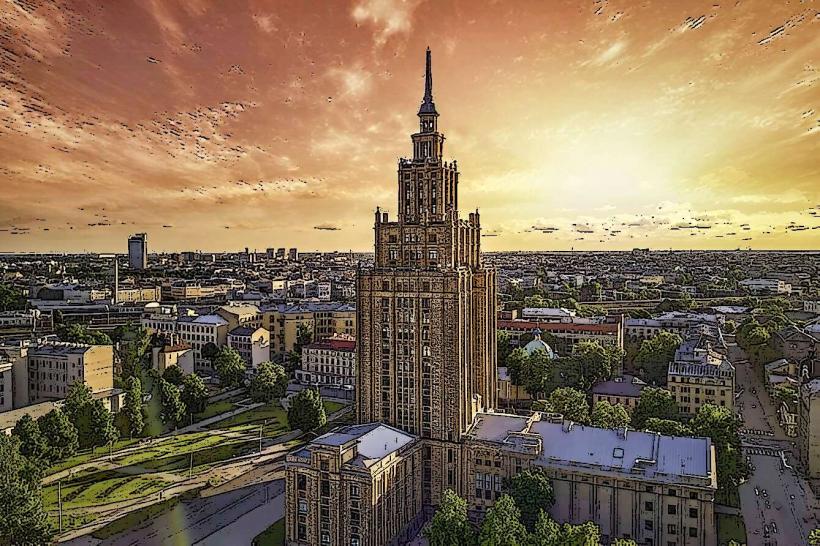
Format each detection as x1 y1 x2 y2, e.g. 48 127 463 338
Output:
176 315 229 373
667 334 735 416
227 326 270 369
216 303 263 331
285 423 423 546
263 303 355 357
499 316 624 356
592 374 647 411
0 360 12 412
26 342 114 404
296 335 356 388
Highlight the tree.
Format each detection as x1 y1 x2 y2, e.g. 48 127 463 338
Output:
113 324 151 379
506 348 529 386
544 387 589 424
497 331 513 368
689 404 748 491
809 529 820 545
561 341 620 391
38 409 78 462
634 332 682 385
213 346 247 388
520 350 557 398
529 511 600 546
0 283 25 311
162 365 184 386
424 489 475 546
159 379 187 427
250 361 289 403
643 418 691 437
287 388 326 433
201 342 219 362
478 494 528 545
89 399 118 451
181 373 209 415
63 381 93 424
122 376 144 439
56 323 112 345
632 387 679 429
0 435 53 545
612 539 638 546
294 323 313 354
506 469 555 531
590 401 630 429
11 414 48 462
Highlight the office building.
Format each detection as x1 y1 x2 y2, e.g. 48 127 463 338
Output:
128 233 148 270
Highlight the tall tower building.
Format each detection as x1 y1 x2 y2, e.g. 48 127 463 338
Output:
356 48 497 505
127 233 147 270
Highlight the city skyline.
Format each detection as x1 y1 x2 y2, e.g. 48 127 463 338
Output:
2 0 819 253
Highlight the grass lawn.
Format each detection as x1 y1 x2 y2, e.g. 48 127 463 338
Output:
717 513 746 546
43 469 177 510
46 438 140 476
191 400 236 423
324 400 346 415
253 518 284 546
49 511 98 534
206 402 290 437
112 431 233 467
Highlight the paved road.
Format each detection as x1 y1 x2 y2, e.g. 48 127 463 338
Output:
729 342 819 545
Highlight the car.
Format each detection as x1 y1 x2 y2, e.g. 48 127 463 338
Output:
762 489 768 497
765 500 771 509
752 404 757 408
790 494 796 500
771 522 778 534
755 487 760 496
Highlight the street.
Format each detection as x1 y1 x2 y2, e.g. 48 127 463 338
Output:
728 341 819 545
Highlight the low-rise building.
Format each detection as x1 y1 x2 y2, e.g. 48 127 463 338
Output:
152 344 195 375
499 316 624 355
463 413 717 546
177 315 229 373
285 423 423 546
0 360 12 412
739 278 791 295
296 335 356 388
592 374 647 411
264 303 356 357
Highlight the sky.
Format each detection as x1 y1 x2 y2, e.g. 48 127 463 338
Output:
0 0 818 253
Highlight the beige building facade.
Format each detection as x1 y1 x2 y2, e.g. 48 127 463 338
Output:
26 342 114 403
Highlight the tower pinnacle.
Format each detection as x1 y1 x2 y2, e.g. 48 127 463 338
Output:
418 47 438 116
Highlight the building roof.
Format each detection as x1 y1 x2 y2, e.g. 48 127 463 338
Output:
498 319 619 334
0 401 59 431
190 314 228 326
301 423 416 469
29 342 95 356
592 375 647 398
306 338 356 352
262 302 355 314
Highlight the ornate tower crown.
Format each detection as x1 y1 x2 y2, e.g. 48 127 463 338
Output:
418 47 438 117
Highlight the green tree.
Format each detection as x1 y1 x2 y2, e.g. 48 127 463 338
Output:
808 529 820 545
181 373 209 415
424 489 475 546
159 379 187 427
479 494 528 545
528 511 600 546
521 350 557 398
56 323 113 345
213 347 247 388
0 283 25 311
122 376 144 439
543 387 589 424
590 401 630 429
201 342 220 362
561 341 620 391
63 381 93 424
689 404 748 491
506 348 529 386
89 399 118 451
612 537 638 545
634 332 682 385
162 365 184 386
38 409 78 462
287 388 326 433
497 331 513 368
294 323 313 354
113 324 151 379
643 417 691 436
11 414 48 462
506 469 555 532
632 387 678 429
250 361 289 403
0 435 53 545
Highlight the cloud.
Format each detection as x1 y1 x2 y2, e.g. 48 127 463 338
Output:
351 0 422 46
327 67 373 98
314 223 341 231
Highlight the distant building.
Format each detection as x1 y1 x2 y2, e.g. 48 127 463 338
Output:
521 307 576 322
26 342 114 404
297 335 356 388
288 248 298 261
151 344 194 375
499 316 624 355
739 278 791 295
0 361 12 412
177 315 229 373
128 233 148 270
592 374 647 410
227 326 270 369
263 303 355 357
497 366 532 407
804 300 820 314
216 303 263 331
799 379 820 478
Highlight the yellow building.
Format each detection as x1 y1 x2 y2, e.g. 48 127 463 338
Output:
263 303 355 357
26 342 114 403
667 360 735 417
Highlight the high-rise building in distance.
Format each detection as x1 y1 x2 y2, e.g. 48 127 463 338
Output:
127 233 147 270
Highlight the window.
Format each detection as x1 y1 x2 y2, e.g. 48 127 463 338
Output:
667 505 677 515
645 501 654 512
351 484 360 498
298 499 308 514
667 524 676 535
321 532 330 545
689 527 698 538
689 492 698 500
297 475 306 491
644 520 653 531
667 488 677 497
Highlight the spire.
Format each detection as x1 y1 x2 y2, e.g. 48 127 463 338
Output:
418 47 438 116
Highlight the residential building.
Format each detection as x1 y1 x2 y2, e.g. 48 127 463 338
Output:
296 335 356 388
128 233 148 270
263 303 355 357
798 378 820 478
497 366 532 407
216 303 263 331
739 278 791 294
592 374 647 411
227 326 270 369
177 315 229 373
520 307 577 322
499 316 624 355
26 342 114 403
0 360 12 412
151 344 194 375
